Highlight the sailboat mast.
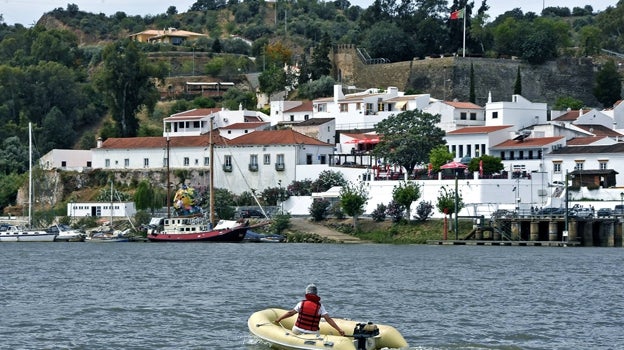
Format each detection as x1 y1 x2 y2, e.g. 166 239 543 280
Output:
110 179 113 229
209 117 215 226
166 136 171 218
28 122 32 228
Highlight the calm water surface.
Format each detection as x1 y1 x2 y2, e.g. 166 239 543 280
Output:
1 243 622 350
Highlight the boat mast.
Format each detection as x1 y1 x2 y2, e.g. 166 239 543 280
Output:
110 179 113 229
210 117 215 226
166 136 171 218
28 122 32 228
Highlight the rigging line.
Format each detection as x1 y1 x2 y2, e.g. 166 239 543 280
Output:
220 137 268 218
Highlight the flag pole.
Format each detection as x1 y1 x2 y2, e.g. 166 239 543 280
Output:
462 7 466 57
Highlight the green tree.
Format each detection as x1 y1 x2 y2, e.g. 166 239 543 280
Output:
436 185 463 216
373 110 446 176
513 66 522 95
311 170 347 192
593 60 622 108
309 198 331 221
134 180 154 211
553 96 584 110
310 32 332 79
468 155 504 175
339 181 369 231
578 25 602 56
258 65 287 96
392 181 421 221
429 145 454 171
95 39 166 137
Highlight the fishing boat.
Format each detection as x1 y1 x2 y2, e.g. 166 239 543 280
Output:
146 119 249 242
248 308 408 350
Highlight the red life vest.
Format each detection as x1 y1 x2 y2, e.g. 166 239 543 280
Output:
295 294 322 331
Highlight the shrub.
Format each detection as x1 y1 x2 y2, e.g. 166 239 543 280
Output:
270 213 291 234
385 200 405 223
309 198 330 221
415 201 434 221
371 203 387 222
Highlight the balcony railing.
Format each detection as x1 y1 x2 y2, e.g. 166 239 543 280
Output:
275 163 285 171
249 164 258 172
223 164 233 172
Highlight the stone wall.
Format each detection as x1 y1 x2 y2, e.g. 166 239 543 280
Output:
332 46 603 107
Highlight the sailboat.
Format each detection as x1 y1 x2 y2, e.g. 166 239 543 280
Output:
146 118 249 242
0 123 56 242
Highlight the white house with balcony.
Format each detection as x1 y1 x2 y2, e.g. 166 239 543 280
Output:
485 94 547 131
163 107 269 136
445 125 515 160
312 85 430 130
424 100 485 132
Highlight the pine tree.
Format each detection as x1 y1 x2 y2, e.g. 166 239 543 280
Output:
310 32 332 80
514 66 522 95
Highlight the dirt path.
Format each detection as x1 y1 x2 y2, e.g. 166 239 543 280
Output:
288 217 365 243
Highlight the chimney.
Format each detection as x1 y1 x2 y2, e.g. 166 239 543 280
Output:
487 91 492 103
97 137 103 148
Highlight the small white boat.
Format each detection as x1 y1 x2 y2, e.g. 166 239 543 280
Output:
48 224 85 242
0 225 57 242
248 308 408 350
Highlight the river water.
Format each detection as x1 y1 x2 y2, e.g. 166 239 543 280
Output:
1 243 622 350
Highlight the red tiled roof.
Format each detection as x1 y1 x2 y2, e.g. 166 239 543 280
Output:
444 101 482 109
167 108 221 119
227 129 330 146
285 101 313 113
566 136 609 146
574 124 623 137
221 122 269 130
99 134 227 149
552 109 591 122
492 136 564 149
446 125 513 134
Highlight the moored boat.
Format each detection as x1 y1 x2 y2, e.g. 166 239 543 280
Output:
146 216 248 242
48 224 85 242
248 308 408 350
0 225 57 242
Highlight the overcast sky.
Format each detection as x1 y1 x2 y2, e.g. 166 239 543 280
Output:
0 0 617 27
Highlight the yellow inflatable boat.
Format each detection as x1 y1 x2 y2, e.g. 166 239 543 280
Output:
248 308 408 350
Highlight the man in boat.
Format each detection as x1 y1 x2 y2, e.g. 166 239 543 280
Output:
274 284 345 336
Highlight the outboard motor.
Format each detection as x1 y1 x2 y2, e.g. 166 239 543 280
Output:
352 322 380 350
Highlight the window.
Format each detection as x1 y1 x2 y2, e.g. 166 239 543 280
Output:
124 159 130 167
459 145 464 158
510 151 514 160
275 154 285 170
553 163 561 173
105 159 110 168
492 111 498 119
184 157 190 166
163 157 168 167
144 158 149 168
599 161 608 170
574 161 584 171
290 115 295 122
460 112 467 120
470 113 477 120
316 103 327 112
263 154 271 165
340 104 348 112
195 158 199 165
377 102 385 111
204 157 209 166
304 115 309 121
224 155 232 166
249 154 258 171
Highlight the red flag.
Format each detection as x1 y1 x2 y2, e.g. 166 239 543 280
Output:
479 159 483 177
450 8 464 20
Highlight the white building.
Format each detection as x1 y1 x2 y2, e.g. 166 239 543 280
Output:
485 94 547 131
424 100 485 132
163 107 269 137
219 122 270 140
312 85 430 130
67 201 136 219
269 100 313 126
39 149 91 170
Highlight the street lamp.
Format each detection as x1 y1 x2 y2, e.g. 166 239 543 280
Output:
620 192 623 218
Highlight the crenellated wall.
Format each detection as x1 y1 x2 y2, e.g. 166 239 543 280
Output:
332 46 604 107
